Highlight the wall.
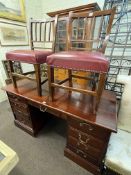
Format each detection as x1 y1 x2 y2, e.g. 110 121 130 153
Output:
0 0 43 102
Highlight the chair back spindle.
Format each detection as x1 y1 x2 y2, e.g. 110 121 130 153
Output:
67 7 116 53
30 16 58 51
6 15 58 96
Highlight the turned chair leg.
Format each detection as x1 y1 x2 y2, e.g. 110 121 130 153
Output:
34 64 42 96
68 69 72 87
8 60 17 88
96 73 106 110
47 65 54 101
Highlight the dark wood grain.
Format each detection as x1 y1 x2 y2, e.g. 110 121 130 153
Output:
3 79 117 132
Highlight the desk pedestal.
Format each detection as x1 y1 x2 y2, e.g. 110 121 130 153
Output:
65 117 110 175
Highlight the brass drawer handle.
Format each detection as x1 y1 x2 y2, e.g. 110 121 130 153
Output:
13 104 27 110
76 149 87 158
15 109 23 114
40 106 47 112
13 98 18 101
77 141 89 151
79 122 93 131
78 133 90 144
18 104 27 109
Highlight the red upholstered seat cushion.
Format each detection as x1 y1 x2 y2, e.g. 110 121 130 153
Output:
47 51 109 73
6 50 53 64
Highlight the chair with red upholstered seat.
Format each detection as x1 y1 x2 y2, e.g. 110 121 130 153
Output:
47 8 116 112
6 16 58 96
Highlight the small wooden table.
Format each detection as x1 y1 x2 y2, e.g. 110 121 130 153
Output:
3 79 117 175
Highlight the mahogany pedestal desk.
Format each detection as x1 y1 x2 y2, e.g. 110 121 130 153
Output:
3 79 117 175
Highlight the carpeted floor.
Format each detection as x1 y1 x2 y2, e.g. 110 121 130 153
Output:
0 100 92 175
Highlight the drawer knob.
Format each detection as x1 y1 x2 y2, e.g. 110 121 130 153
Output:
40 106 47 112
80 122 93 131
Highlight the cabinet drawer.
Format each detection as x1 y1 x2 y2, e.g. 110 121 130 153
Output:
68 136 101 160
68 145 98 165
68 126 106 150
9 99 29 115
47 109 67 120
40 106 67 120
68 117 110 141
8 93 27 103
14 110 32 127
13 108 30 118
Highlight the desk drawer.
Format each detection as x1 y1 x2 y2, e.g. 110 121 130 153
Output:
10 100 29 115
14 110 32 127
8 92 27 103
68 136 101 160
40 105 67 120
47 109 67 120
68 117 110 141
68 126 106 150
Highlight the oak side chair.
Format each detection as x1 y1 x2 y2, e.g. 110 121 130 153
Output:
6 16 58 96
46 7 116 112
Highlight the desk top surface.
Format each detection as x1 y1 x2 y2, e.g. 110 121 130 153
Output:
3 79 117 133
